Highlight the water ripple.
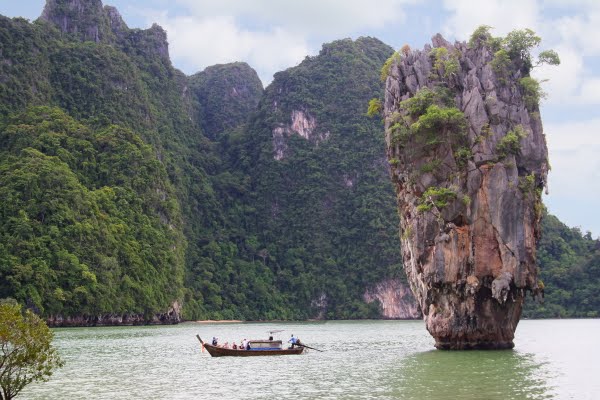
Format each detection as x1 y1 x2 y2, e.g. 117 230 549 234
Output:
20 319 600 399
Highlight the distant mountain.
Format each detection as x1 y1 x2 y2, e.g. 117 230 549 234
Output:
526 213 600 318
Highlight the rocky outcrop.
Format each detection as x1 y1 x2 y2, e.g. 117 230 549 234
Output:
364 279 421 319
40 0 123 43
384 34 548 349
46 302 182 327
272 109 330 160
39 0 170 61
311 293 328 320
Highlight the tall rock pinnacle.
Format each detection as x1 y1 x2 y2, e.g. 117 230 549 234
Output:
384 32 550 349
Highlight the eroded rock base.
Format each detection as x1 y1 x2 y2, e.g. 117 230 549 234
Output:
425 285 523 350
435 340 515 350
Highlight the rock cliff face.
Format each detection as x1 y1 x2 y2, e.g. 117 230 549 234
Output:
272 109 331 160
364 279 421 319
46 302 182 327
384 35 548 349
41 0 120 43
40 0 169 61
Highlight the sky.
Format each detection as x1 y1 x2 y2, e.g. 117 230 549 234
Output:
1 0 599 237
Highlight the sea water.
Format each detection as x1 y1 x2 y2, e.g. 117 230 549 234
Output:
21 319 600 399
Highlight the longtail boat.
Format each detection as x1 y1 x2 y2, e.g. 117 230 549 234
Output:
196 335 304 357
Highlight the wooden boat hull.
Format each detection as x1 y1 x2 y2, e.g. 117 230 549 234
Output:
197 336 304 357
204 344 304 357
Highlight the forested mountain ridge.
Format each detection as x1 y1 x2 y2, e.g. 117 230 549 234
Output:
235 37 415 318
183 36 419 320
0 0 597 324
0 0 215 323
0 107 185 322
0 0 415 323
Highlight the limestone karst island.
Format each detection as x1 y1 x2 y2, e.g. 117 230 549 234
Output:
383 31 551 349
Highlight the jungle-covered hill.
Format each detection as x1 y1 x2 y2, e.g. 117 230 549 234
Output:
0 0 597 323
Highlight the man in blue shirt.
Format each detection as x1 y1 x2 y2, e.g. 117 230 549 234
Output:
288 334 297 348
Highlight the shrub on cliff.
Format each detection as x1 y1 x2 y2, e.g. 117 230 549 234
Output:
381 51 401 81
367 98 383 117
391 87 468 165
430 47 459 79
497 125 528 158
416 186 458 213
519 77 547 110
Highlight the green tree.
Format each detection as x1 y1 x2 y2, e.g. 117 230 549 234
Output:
0 301 63 400
503 28 541 68
468 25 494 48
536 50 560 67
474 26 560 73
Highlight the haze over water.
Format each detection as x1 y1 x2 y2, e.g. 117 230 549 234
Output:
22 319 600 399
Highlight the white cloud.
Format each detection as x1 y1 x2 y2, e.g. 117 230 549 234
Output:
140 0 419 83
171 0 417 36
534 29 600 106
552 12 600 56
545 119 600 184
442 0 540 40
542 0 600 9
544 119 600 235
147 13 309 83
533 45 584 104
577 78 600 104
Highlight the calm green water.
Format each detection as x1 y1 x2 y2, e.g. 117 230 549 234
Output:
21 319 600 399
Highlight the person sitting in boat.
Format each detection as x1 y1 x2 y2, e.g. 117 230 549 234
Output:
232 343 238 350
212 337 218 346
242 338 248 350
288 334 297 348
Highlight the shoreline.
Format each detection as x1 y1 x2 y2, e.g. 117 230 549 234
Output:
191 318 332 324
194 320 244 323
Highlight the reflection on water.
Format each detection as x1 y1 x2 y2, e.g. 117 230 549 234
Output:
386 349 556 400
